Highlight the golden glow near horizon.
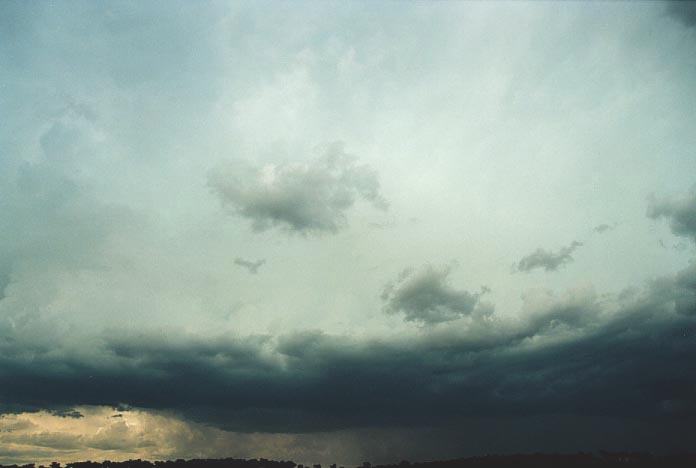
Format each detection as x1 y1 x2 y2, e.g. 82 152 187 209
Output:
0 407 381 466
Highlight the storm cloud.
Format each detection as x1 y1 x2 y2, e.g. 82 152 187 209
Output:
3 0 696 463
2 260 695 437
208 144 386 234
515 241 583 273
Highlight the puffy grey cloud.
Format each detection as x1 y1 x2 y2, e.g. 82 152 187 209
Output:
234 258 266 275
515 241 583 272
381 265 488 325
208 143 387 234
648 188 696 242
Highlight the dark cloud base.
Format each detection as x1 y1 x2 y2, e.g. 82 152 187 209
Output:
2 264 696 446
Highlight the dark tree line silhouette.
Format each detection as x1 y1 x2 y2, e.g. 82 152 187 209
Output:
3 453 696 468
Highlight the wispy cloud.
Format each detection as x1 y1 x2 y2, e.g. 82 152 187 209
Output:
515 241 583 273
234 258 266 275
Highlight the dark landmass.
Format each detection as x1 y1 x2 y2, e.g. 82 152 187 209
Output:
4 453 696 468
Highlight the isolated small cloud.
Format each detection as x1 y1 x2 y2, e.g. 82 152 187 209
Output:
208 143 387 234
234 257 266 274
381 265 487 325
593 223 617 234
648 188 696 243
515 241 583 273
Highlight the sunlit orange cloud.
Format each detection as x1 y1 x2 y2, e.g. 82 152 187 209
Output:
0 407 378 467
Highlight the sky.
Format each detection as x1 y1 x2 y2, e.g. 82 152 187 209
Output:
1 0 696 465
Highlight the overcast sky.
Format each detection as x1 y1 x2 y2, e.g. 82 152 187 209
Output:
2 0 696 465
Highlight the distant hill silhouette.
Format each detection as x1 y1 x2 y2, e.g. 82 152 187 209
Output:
3 453 696 468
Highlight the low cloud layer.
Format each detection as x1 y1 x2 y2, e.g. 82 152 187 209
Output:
648 188 696 243
2 261 695 438
515 241 583 272
208 144 386 234
381 265 488 324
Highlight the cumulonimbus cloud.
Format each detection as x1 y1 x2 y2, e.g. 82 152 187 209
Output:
1 261 695 434
208 143 387 235
515 241 583 273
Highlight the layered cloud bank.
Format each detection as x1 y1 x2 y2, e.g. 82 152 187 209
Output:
1 257 696 461
2 258 696 430
2 0 696 465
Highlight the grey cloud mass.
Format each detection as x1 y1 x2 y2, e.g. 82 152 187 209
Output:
1 260 695 436
515 241 583 273
648 187 696 243
381 265 488 324
208 144 386 234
